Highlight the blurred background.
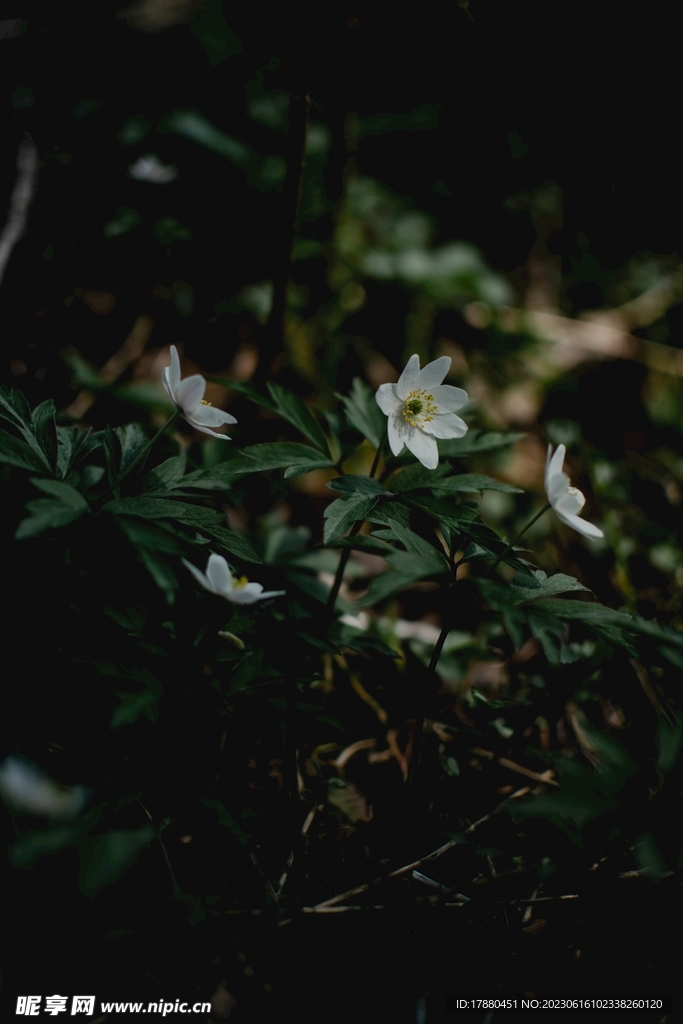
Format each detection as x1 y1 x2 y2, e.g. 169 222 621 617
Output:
2 2 682 1020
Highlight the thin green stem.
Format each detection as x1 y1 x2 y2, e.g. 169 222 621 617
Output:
489 502 551 575
326 431 386 612
407 579 457 788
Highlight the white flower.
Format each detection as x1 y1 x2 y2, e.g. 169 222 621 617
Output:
128 154 178 184
183 553 285 605
0 757 90 820
162 345 237 439
375 354 468 470
545 444 604 539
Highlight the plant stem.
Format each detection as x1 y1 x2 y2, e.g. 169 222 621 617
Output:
407 582 456 788
112 409 181 493
326 432 386 611
489 502 552 574
255 80 310 384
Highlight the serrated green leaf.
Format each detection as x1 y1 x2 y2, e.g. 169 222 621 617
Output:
266 382 331 454
433 473 523 494
241 442 336 474
326 475 386 497
0 429 47 472
354 570 423 608
16 479 90 539
31 399 58 473
323 494 378 543
138 454 188 492
437 430 526 458
336 377 386 449
103 496 261 562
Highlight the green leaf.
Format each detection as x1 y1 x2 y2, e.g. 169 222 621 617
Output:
208 378 277 413
31 400 58 473
110 689 160 728
138 548 178 602
381 519 442 560
240 442 336 475
0 382 31 428
138 454 188 492
336 377 386 449
387 461 452 493
103 496 262 562
79 825 155 895
400 494 481 532
433 473 523 494
115 423 149 474
437 430 526 458
16 479 90 539
326 475 386 497
325 534 393 556
323 495 378 543
355 570 423 608
11 826 81 868
479 572 591 607
0 429 47 472
266 382 332 455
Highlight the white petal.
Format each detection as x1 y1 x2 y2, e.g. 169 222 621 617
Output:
167 346 182 394
375 383 402 416
396 354 420 400
189 405 238 428
227 583 264 605
205 554 234 596
191 422 231 439
405 428 439 470
182 559 214 593
387 410 406 456
556 511 604 538
555 487 586 518
417 356 451 390
176 374 206 414
430 385 468 412
548 444 566 483
258 590 286 600
161 366 175 404
422 413 468 439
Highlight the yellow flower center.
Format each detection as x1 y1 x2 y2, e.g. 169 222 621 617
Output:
233 575 249 589
402 388 437 427
200 399 212 406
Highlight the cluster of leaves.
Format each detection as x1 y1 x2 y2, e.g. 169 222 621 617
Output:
1 368 683 1007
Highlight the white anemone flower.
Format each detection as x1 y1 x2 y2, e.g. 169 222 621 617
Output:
545 444 604 539
183 553 285 605
0 757 90 820
375 354 468 470
162 345 237 439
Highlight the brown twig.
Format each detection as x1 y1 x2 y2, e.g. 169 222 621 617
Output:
307 786 530 910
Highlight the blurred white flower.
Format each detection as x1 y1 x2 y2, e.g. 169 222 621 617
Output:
183 553 285 605
0 757 89 820
545 444 604 539
162 345 236 439
375 354 468 470
128 153 177 184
